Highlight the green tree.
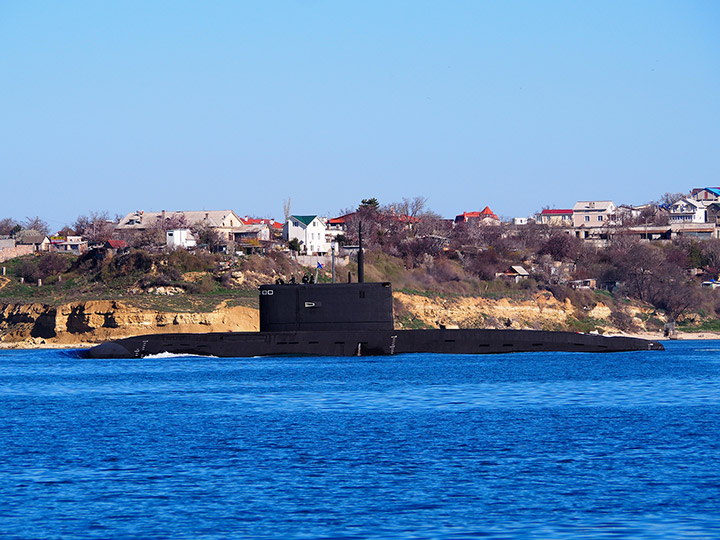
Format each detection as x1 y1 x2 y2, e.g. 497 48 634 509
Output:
359 198 380 211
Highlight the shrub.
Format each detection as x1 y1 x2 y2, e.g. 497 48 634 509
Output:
610 309 637 332
186 274 216 293
37 253 72 277
167 249 218 272
17 259 41 282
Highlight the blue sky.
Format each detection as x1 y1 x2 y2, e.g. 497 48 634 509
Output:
1 1 718 231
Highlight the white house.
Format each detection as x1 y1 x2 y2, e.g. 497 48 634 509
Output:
669 198 706 224
166 229 197 249
284 215 331 255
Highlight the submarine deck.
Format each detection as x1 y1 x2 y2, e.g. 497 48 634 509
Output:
85 328 664 358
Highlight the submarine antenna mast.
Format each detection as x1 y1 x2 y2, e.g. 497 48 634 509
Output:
358 222 364 283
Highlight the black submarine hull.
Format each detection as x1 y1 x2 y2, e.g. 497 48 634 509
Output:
84 328 664 358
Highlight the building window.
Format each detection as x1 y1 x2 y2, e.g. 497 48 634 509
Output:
598 215 604 222
584 216 590 222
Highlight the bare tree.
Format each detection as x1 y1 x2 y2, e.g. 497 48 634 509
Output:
73 211 117 243
539 232 580 262
395 196 428 220
0 217 19 236
22 216 50 235
191 222 224 251
658 192 686 207
283 198 292 221
701 239 720 269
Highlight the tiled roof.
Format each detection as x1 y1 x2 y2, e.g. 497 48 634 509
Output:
329 213 355 224
455 207 499 222
540 209 573 215
106 239 128 249
241 217 282 229
117 210 241 229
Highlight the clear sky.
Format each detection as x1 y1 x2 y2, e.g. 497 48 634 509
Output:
1 1 718 231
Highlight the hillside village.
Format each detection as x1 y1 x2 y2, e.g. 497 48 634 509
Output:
3 188 720 345
3 189 720 260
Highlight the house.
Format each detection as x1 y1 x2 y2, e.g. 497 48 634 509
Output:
625 225 673 242
568 279 597 290
706 203 720 224
104 239 129 256
536 209 573 226
14 230 51 252
670 223 718 239
327 213 353 232
496 265 530 283
49 235 88 254
166 229 197 249
241 217 283 237
668 198 706 224
117 210 244 243
572 201 617 228
327 213 355 240
454 207 500 226
234 223 270 243
284 215 331 255
690 187 720 203
233 223 272 254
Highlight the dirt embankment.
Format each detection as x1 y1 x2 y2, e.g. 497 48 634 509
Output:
0 290 671 350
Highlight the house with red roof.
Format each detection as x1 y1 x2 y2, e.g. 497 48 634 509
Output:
104 239 129 256
327 213 354 231
241 217 283 231
454 207 500 226
535 208 574 226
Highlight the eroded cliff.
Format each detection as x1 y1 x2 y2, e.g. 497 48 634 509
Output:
0 300 258 347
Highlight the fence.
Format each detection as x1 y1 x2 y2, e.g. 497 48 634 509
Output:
292 254 349 269
0 245 34 263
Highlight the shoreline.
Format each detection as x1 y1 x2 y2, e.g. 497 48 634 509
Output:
2 330 719 351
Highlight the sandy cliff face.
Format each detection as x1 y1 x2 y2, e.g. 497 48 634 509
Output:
393 291 573 330
392 291 657 335
0 300 258 346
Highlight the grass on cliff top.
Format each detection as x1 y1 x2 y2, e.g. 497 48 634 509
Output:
677 318 720 333
0 273 258 312
0 253 260 312
125 291 257 313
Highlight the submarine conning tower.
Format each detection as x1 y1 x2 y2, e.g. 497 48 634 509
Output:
259 220 394 332
259 282 394 332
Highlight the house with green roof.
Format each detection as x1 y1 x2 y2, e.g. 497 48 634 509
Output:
283 215 330 255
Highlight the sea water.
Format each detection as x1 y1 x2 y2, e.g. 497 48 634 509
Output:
0 341 719 539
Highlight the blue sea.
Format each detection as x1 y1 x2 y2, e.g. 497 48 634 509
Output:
1 342 719 539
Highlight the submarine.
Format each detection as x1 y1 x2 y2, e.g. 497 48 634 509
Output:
85 226 664 359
